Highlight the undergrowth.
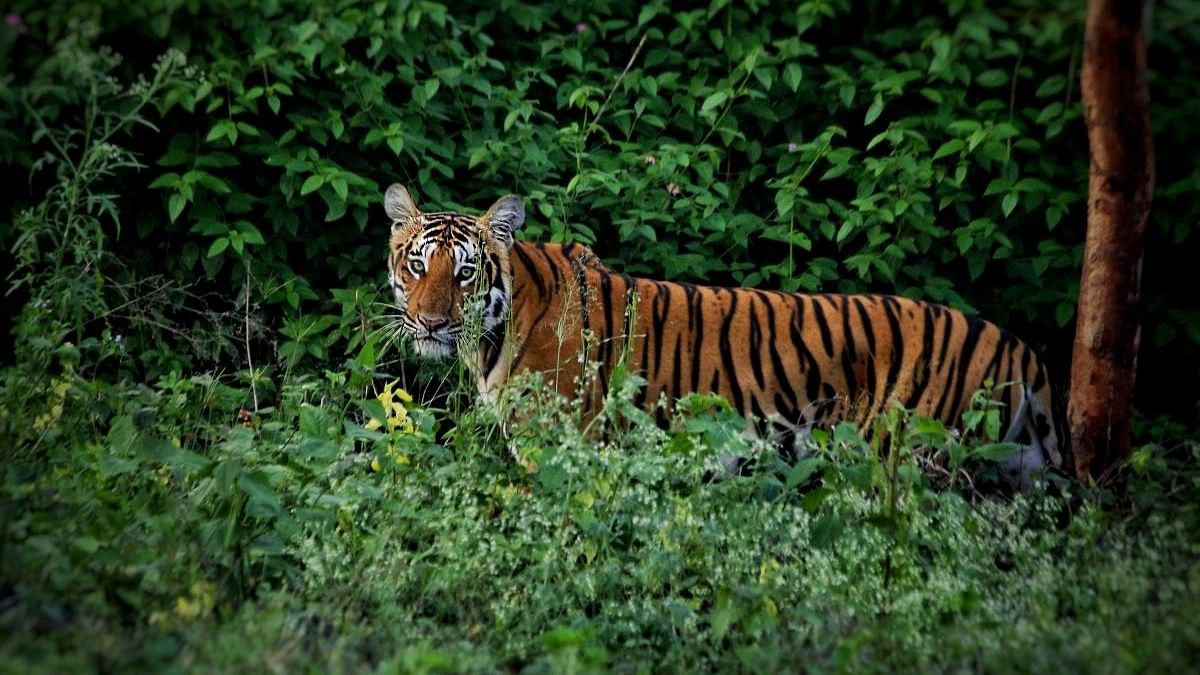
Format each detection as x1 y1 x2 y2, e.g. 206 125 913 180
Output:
2 333 1199 674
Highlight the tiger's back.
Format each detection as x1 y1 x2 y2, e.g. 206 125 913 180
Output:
486 242 1068 481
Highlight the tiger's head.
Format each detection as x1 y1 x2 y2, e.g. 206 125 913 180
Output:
384 184 525 360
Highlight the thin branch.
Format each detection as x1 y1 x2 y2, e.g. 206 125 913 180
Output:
582 33 649 144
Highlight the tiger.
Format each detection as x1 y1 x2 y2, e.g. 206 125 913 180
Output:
383 183 1071 490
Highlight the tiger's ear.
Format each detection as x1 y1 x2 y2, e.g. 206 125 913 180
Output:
480 194 525 246
384 183 419 227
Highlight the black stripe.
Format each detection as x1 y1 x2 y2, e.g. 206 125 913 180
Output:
651 282 670 384
881 297 905 403
1001 340 1016 390
481 323 505 377
774 392 798 426
511 302 553 373
853 298 877 401
757 291 799 416
513 245 546 299
1032 353 1046 390
811 296 835 357
933 355 957 421
718 290 745 415
688 285 704 395
981 331 1008 388
789 298 823 404
854 298 877 355
750 394 767 426
839 296 858 397
904 304 937 410
935 306 953 368
747 292 767 391
540 246 563 287
946 316 986 423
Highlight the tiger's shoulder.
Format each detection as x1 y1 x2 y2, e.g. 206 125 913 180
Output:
513 241 612 274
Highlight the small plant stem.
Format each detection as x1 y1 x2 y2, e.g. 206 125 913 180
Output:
582 33 648 145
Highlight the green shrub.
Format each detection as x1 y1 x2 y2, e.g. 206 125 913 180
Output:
3 344 1200 673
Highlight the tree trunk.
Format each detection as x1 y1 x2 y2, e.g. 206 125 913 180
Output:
1069 0 1155 482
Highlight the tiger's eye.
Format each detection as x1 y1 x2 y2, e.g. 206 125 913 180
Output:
408 259 426 276
456 267 475 285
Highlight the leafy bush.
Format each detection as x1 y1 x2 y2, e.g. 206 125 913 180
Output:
3 339 1200 673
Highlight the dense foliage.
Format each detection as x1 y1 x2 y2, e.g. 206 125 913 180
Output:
2 0 1199 672
4 350 1200 672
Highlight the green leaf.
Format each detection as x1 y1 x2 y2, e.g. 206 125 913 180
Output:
785 457 825 490
99 454 139 479
1032 255 1051 277
1055 303 1075 326
562 48 583 72
775 190 794 218
933 139 963 160
149 173 181 189
1035 75 1065 98
205 121 227 143
701 90 729 114
238 473 281 513
839 84 855 107
207 237 230 258
107 415 136 452
783 63 803 92
1001 192 1019 217
864 94 884 125
971 442 1022 461
344 422 386 442
975 69 1008 87
332 178 349 201
301 175 325 195
168 193 186 223
238 223 265 245
1013 178 1052 193
984 178 1011 197
140 437 211 471
1046 206 1063 230
1036 102 1064 124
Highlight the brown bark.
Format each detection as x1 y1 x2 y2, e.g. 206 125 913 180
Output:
1069 0 1155 482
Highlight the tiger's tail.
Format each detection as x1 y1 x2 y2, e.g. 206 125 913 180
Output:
998 365 1071 490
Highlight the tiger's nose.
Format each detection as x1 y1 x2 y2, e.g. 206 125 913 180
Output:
418 314 449 332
